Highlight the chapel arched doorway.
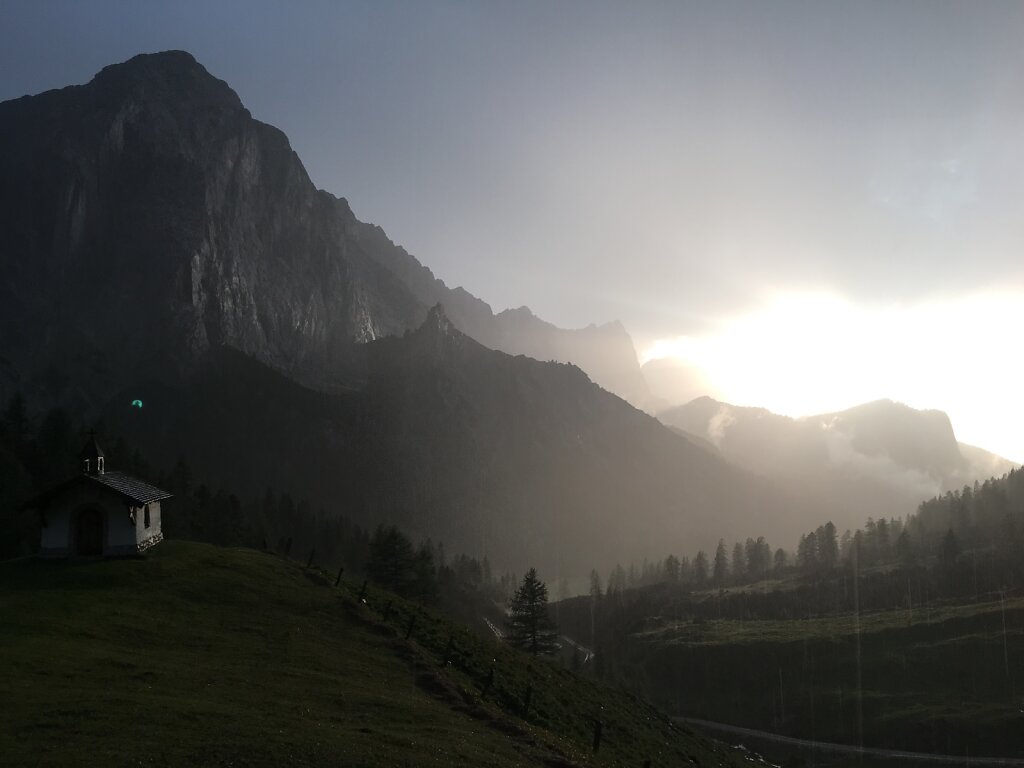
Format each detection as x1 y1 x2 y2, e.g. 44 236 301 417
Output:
75 507 104 556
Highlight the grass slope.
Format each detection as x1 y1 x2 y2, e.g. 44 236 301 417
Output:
635 597 1024 757
0 542 741 767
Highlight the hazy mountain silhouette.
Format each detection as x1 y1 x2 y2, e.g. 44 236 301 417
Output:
99 306 799 573
660 396 1017 531
0 51 648 412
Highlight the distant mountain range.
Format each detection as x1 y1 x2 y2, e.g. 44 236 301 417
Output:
659 397 1017 530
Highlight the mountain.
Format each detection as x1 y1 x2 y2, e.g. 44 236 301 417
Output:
659 396 1018 531
100 306 797 574
492 307 652 407
0 50 648 413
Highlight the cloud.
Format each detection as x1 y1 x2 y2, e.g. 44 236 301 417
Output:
821 422 943 502
707 405 736 447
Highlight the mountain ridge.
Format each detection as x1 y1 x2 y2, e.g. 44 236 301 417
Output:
0 50 650 413
91 306 815 574
659 395 1018 531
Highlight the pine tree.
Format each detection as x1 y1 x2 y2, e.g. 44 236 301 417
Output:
713 539 729 586
819 521 839 571
367 524 416 595
664 554 681 583
940 528 960 568
773 547 787 575
693 550 709 586
731 541 746 583
895 529 914 567
506 568 559 656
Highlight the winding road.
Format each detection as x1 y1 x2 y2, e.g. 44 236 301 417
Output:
676 716 1024 766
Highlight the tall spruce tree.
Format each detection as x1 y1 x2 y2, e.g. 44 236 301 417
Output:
367 524 417 595
693 550 709 585
506 568 559 656
712 539 729 586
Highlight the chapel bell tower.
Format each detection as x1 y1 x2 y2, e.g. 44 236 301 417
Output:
79 431 105 475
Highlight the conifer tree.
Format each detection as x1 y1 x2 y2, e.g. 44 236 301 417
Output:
693 550 709 586
506 568 559 656
731 541 746 583
713 539 729 586
367 524 416 595
664 554 681 583
773 547 787 575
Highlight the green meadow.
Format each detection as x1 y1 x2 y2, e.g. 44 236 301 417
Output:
0 541 742 767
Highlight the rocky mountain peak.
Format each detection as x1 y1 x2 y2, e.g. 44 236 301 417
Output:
423 303 453 333
91 50 244 112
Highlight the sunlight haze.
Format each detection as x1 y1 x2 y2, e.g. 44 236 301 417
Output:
642 290 1024 463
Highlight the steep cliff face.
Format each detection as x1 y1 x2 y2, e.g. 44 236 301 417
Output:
0 51 427 406
0 50 648 409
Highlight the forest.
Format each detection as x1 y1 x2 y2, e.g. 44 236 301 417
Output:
585 465 1024 619
552 465 1024 756
0 395 516 616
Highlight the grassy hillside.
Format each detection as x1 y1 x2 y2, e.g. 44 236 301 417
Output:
0 542 743 767
632 595 1024 757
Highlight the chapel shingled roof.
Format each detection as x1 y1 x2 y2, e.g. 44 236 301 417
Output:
86 471 171 504
20 471 172 509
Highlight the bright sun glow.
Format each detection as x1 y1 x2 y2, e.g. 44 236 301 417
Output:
643 291 1024 463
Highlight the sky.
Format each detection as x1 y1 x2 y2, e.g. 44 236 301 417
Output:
2 1 1023 460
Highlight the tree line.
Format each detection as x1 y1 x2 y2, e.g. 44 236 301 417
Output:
0 395 518 610
593 533 788 600
586 464 1024 606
